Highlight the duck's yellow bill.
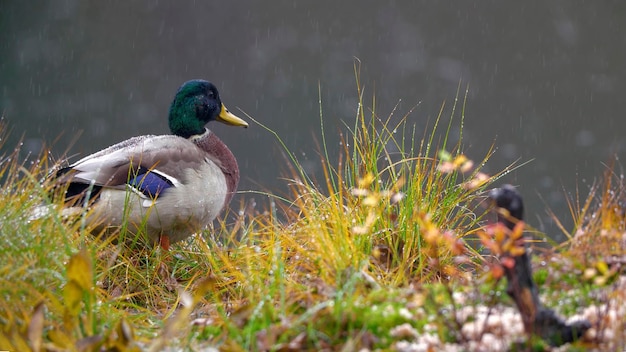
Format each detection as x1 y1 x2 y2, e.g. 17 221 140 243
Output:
217 104 249 127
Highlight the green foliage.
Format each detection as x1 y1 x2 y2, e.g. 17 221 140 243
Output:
533 268 548 286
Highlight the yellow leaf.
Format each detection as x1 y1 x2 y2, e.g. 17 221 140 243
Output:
48 328 73 349
0 331 22 352
357 173 375 189
509 246 526 257
193 276 218 302
511 221 526 240
63 280 84 316
453 154 468 167
596 261 609 275
66 249 93 292
493 224 507 244
424 227 440 245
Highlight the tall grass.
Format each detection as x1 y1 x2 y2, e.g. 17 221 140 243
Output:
185 66 502 349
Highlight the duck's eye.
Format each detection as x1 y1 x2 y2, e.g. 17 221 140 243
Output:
207 91 215 99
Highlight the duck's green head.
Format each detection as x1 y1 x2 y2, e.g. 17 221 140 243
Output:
169 79 248 138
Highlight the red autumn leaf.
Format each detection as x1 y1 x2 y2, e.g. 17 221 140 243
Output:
501 256 516 269
490 263 505 279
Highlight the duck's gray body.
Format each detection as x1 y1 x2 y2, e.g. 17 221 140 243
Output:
57 128 240 245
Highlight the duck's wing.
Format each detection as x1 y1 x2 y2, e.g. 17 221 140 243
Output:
53 135 208 202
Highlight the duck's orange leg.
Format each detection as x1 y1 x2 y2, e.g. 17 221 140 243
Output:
159 235 170 251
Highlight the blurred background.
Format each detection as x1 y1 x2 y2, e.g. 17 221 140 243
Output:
2 1 626 240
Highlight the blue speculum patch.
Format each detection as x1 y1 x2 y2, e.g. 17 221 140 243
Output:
128 170 174 198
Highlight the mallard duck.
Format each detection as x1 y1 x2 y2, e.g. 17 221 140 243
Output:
52 79 248 248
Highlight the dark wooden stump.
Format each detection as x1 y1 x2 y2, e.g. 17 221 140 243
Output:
489 185 591 346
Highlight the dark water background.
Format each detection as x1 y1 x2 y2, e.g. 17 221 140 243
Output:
2 1 626 241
